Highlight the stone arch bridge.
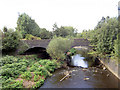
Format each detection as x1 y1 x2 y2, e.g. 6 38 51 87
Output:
18 39 90 54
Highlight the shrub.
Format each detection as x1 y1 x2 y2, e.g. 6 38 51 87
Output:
2 29 22 51
0 55 18 66
38 60 49 65
3 79 23 88
21 71 32 80
36 67 51 76
1 62 27 79
34 71 42 75
67 48 76 56
17 40 29 54
30 63 39 72
114 33 120 58
34 75 39 82
19 59 29 66
30 65 37 72
33 79 44 88
25 34 41 40
47 37 73 60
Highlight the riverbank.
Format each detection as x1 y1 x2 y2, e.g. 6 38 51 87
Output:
88 50 120 80
98 57 120 80
1 55 65 88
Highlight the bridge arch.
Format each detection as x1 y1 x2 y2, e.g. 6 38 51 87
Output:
21 47 50 59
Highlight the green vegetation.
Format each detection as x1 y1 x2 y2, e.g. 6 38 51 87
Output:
113 33 120 57
66 48 77 56
17 40 29 54
1 13 78 55
47 37 73 60
78 16 119 62
1 12 119 89
2 27 22 51
25 34 41 40
16 13 41 38
21 71 32 80
15 13 77 39
39 28 53 39
1 55 62 88
53 23 77 38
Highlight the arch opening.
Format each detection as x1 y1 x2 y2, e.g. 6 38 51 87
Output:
21 47 51 59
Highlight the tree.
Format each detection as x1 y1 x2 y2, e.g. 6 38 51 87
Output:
2 27 22 51
52 23 77 37
0 29 2 50
80 17 118 55
96 17 118 54
3 26 8 32
16 13 41 38
114 33 120 57
39 28 53 39
95 16 106 29
47 37 73 60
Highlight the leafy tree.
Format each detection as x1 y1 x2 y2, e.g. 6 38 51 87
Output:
114 33 120 57
52 23 77 37
3 26 8 32
96 17 118 54
95 16 106 29
52 23 58 31
16 13 41 38
0 29 2 49
47 37 73 60
80 17 118 56
2 27 22 51
39 28 53 39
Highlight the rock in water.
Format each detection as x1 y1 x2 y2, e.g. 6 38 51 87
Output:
103 67 106 70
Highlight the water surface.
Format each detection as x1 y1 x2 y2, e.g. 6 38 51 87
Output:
40 48 119 88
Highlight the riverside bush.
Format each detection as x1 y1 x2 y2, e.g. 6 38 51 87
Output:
47 37 73 60
67 48 76 56
25 34 41 40
0 55 18 66
21 71 32 80
1 55 61 88
2 78 23 88
33 79 44 88
5 80 23 88
34 75 39 82
2 29 22 51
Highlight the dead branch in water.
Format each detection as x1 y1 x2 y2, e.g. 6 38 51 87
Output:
60 73 70 82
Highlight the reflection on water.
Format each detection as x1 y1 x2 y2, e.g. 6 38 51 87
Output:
71 54 88 68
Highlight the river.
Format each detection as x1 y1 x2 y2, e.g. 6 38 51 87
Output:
39 48 119 88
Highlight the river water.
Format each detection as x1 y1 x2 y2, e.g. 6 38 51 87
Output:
39 48 119 88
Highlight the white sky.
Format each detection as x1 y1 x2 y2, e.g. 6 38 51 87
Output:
0 0 119 32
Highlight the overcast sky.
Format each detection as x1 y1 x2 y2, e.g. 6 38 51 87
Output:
0 0 119 32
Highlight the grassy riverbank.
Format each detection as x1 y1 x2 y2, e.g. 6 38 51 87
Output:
1 55 63 88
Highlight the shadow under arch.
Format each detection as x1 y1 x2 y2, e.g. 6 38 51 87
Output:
21 47 51 59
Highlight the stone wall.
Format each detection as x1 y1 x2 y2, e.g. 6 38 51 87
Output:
98 58 120 79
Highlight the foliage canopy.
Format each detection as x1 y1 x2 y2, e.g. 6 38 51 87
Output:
47 37 73 60
2 27 22 51
16 13 41 38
